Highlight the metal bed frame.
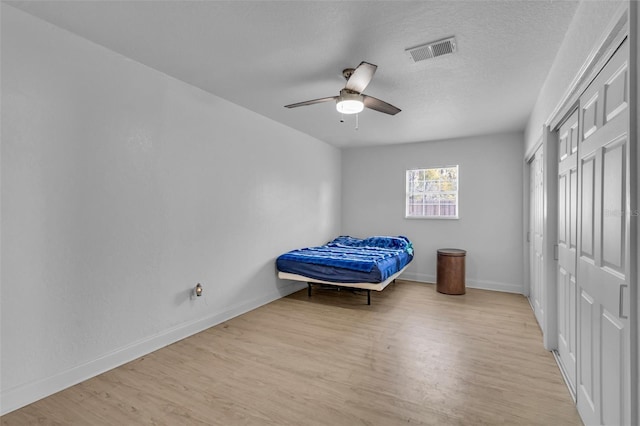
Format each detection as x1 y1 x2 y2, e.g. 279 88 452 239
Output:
278 265 408 305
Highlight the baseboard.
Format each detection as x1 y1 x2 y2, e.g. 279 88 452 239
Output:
400 271 436 284
466 278 523 294
400 271 523 294
0 281 305 416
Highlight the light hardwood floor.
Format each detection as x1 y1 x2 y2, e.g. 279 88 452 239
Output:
1 281 582 425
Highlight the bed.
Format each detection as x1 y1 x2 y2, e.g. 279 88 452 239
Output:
276 236 413 305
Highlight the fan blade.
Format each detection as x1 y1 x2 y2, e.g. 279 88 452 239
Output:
345 62 377 93
284 96 338 108
363 95 401 115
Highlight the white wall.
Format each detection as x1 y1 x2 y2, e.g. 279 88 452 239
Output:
524 0 625 155
0 5 341 414
342 132 524 294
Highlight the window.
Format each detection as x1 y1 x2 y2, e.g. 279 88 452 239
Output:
405 166 459 219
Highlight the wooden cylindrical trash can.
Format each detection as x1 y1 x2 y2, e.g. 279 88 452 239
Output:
437 249 466 295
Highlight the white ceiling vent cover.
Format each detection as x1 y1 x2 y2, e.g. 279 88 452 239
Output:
406 37 457 62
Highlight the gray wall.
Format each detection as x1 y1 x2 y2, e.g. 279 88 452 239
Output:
1 5 341 413
342 132 524 293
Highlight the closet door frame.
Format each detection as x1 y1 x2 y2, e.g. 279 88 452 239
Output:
525 144 547 330
543 125 559 351
555 107 580 397
524 129 559 352
630 0 639 420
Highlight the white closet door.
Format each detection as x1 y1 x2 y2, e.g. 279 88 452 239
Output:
530 146 545 328
576 38 631 426
556 109 578 394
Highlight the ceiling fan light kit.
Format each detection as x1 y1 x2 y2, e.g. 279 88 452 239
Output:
336 91 364 114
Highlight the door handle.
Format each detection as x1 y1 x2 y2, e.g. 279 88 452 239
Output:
619 284 628 319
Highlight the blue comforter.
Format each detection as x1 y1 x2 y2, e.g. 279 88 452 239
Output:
276 236 413 283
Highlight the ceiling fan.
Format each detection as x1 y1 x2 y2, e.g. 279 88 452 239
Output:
284 61 401 116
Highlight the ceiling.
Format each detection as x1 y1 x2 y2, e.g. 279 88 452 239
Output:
7 1 580 148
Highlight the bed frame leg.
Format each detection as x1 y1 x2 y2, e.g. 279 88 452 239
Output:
307 283 312 298
367 290 371 305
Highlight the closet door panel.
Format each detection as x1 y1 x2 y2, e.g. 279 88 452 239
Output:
530 147 545 328
582 94 599 140
557 109 578 391
578 290 596 409
601 139 625 271
570 169 578 249
603 62 628 123
601 311 624 426
580 155 596 260
575 38 630 426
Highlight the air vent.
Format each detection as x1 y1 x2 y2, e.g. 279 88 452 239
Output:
406 36 457 62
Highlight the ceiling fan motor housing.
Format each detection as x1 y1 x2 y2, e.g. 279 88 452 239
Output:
342 68 356 80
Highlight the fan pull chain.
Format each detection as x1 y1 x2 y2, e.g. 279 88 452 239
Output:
355 113 359 130
340 113 344 123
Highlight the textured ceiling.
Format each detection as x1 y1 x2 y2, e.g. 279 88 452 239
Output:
7 1 580 148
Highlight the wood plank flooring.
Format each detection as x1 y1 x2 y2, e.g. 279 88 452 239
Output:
1 281 582 425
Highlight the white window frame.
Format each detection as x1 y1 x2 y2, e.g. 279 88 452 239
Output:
405 165 459 219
